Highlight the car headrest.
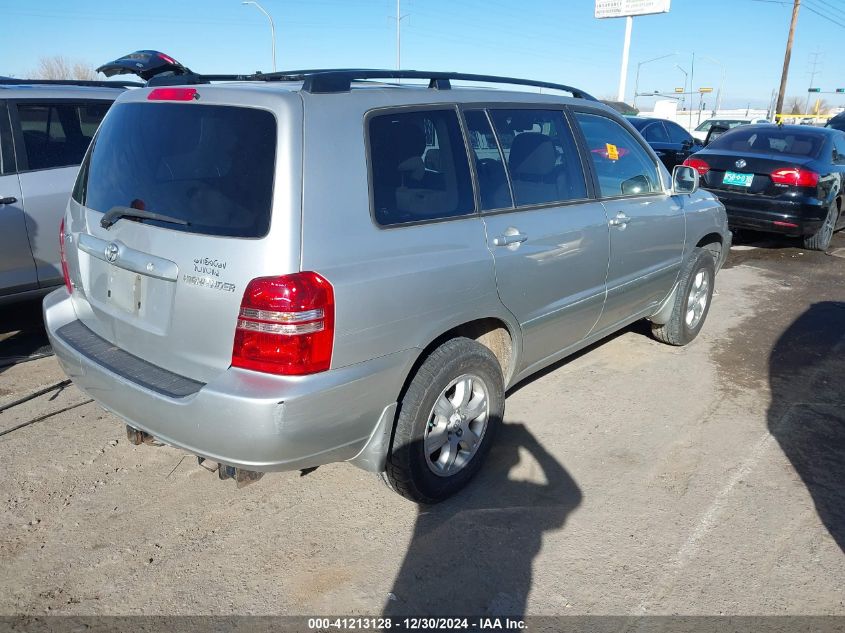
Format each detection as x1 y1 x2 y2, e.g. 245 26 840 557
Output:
509 132 556 177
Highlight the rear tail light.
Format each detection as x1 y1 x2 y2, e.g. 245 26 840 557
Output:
770 168 819 187
683 157 710 176
231 272 334 375
59 218 72 294
147 87 198 101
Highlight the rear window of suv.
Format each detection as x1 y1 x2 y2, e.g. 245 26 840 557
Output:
73 102 276 238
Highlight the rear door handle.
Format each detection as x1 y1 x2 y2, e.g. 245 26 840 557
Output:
0 196 17 205
609 212 630 228
493 232 528 246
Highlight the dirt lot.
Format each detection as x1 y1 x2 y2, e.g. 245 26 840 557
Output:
1 232 843 617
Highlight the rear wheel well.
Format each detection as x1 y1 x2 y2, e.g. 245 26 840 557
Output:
696 233 723 264
397 318 514 405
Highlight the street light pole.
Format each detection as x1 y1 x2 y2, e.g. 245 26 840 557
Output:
242 0 276 73
633 53 676 108
699 55 725 117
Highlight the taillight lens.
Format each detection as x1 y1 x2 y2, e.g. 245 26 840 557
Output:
59 218 72 294
231 272 334 375
770 168 819 187
683 157 710 176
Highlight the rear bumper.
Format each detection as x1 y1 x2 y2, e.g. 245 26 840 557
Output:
43 288 413 473
711 191 826 236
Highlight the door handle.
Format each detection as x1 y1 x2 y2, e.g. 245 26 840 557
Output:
609 212 630 228
0 196 17 205
493 232 528 246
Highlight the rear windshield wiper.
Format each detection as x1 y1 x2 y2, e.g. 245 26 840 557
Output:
100 206 190 230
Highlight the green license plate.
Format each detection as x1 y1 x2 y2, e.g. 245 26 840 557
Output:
723 171 753 187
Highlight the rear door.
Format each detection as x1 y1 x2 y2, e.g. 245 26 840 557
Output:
0 99 37 296
64 93 296 383
468 107 609 372
572 110 685 331
12 100 112 288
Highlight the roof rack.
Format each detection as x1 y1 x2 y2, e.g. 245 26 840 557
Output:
0 79 143 89
147 68 597 100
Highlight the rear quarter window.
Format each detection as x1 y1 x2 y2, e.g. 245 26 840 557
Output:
368 108 475 226
74 102 276 238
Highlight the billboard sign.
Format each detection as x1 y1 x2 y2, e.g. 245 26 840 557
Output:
595 0 671 18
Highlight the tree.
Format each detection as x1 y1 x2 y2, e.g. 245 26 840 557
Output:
30 56 100 80
785 96 803 115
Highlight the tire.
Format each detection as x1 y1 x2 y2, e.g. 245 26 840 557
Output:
803 202 839 252
651 247 716 346
382 337 504 504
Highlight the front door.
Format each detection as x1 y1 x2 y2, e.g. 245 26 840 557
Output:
464 108 609 373
572 110 686 332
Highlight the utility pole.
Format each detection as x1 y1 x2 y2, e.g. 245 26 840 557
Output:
775 0 801 117
616 16 633 102
805 48 823 114
394 0 409 70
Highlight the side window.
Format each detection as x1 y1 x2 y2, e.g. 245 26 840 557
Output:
369 108 475 226
665 121 693 144
16 102 108 171
464 110 513 211
0 101 14 175
833 134 845 163
574 112 662 198
488 108 587 207
642 122 669 143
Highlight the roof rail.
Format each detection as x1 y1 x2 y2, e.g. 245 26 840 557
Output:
0 79 143 89
146 68 596 100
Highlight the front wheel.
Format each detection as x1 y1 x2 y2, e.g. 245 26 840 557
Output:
804 202 839 252
382 337 504 504
651 247 716 346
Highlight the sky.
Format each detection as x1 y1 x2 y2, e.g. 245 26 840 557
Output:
1 0 842 111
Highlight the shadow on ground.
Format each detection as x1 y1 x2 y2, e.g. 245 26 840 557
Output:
384 422 582 617
0 298 51 374
768 301 845 552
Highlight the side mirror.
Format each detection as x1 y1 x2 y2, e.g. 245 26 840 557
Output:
672 165 699 195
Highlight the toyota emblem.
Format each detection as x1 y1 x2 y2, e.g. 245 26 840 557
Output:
735 159 747 169
105 243 119 263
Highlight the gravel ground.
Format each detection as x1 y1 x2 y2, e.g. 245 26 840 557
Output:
0 232 843 617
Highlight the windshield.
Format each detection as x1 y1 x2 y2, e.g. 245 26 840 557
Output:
73 102 277 238
707 128 824 158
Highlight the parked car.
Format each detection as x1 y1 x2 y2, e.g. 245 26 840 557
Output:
626 116 703 170
825 111 845 132
684 124 844 250
691 117 768 142
44 63 730 503
0 79 137 304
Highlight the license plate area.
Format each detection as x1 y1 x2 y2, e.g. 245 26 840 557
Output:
723 171 754 187
107 266 142 314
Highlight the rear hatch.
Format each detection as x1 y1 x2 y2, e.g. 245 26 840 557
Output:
65 88 302 384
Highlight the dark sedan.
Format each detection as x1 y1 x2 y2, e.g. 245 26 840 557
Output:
626 116 703 170
684 124 845 251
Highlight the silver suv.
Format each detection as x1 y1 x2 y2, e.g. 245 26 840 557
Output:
0 80 136 304
44 69 730 502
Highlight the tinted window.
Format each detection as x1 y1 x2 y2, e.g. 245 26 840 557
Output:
17 102 109 171
642 122 669 143
75 103 276 238
0 101 14 175
831 133 845 164
489 109 586 206
465 110 512 211
665 121 692 144
707 127 824 158
369 109 474 226
574 112 662 198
